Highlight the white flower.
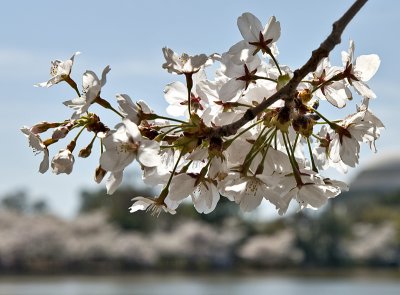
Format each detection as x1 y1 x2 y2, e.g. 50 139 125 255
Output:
329 111 377 167
219 63 261 102
52 125 69 140
221 173 280 212
168 173 220 214
21 127 49 174
357 98 385 152
63 66 111 119
164 78 207 117
237 13 280 57
116 94 152 124
129 196 176 216
162 47 208 74
35 52 80 88
313 58 351 108
276 173 341 215
51 149 75 175
342 40 380 99
100 119 161 194
312 125 349 174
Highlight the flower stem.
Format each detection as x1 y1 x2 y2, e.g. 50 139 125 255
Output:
65 76 81 97
254 76 278 83
152 115 187 124
310 107 338 129
255 128 276 174
307 137 318 173
158 149 184 203
268 52 282 76
282 131 302 185
185 73 193 116
242 126 273 173
95 97 124 118
224 119 263 149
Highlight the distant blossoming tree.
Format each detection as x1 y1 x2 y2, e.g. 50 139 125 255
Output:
22 0 383 216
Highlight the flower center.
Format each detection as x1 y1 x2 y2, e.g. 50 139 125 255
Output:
50 61 61 77
179 53 189 65
119 141 139 153
246 177 262 196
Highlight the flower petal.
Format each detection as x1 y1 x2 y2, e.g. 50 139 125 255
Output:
106 170 123 195
355 54 380 82
237 12 263 43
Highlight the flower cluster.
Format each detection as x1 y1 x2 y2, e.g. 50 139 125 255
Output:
22 10 383 216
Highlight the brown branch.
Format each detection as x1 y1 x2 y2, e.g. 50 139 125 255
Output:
207 0 368 139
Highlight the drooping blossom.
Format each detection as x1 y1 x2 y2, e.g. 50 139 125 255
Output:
21 127 49 174
100 119 161 194
51 149 75 175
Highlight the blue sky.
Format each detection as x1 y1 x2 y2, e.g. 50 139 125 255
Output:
1 0 399 217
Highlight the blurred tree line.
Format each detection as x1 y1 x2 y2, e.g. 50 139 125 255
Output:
77 183 400 268
0 185 399 271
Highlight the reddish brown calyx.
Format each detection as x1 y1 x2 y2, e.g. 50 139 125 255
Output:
236 64 258 90
249 31 273 56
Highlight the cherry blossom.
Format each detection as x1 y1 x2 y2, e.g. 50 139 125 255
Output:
22 6 383 217
100 119 161 194
21 127 49 174
63 66 111 119
35 52 80 88
342 40 380 99
162 48 208 75
51 149 75 175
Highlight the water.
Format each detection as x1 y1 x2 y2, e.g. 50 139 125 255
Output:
0 273 399 295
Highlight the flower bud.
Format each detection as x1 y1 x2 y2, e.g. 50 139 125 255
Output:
67 140 76 152
272 106 291 132
94 166 107 183
78 144 92 158
292 115 315 137
276 74 291 91
31 122 60 134
52 126 70 140
51 149 75 175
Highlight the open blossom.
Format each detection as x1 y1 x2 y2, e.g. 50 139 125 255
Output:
100 119 161 194
21 127 49 174
237 13 280 57
51 149 75 175
63 66 111 119
129 196 176 216
342 40 380 99
329 110 379 167
116 94 152 124
313 57 351 108
164 70 208 117
162 47 208 74
221 173 280 212
276 173 342 215
35 52 80 88
167 173 220 214
312 125 349 174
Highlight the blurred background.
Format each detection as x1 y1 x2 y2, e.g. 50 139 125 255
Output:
0 0 399 294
